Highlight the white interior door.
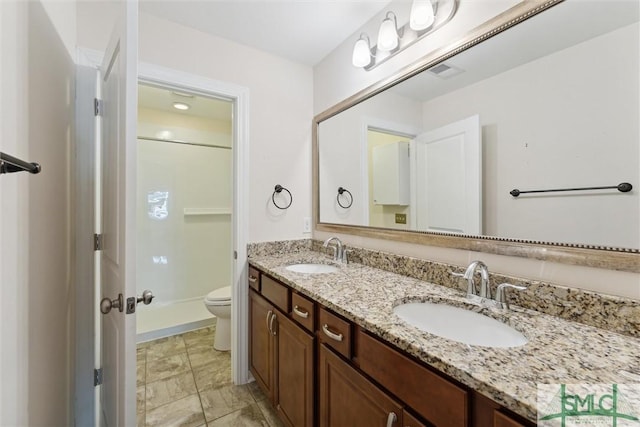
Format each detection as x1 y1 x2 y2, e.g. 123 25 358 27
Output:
411 115 481 234
98 1 138 425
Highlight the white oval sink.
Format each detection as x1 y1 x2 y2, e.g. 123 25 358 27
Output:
285 263 338 274
393 302 527 348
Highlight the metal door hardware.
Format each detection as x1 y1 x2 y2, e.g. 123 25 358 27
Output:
126 290 155 314
137 290 154 305
100 294 123 314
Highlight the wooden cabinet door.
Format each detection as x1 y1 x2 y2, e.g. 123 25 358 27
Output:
275 312 315 427
249 290 276 401
319 344 403 427
494 411 527 427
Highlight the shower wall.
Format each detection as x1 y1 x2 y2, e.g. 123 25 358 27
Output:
137 106 232 307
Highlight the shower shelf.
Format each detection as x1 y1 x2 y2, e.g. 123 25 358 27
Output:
183 208 232 216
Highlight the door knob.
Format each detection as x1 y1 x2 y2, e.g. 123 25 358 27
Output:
100 293 123 314
137 290 154 305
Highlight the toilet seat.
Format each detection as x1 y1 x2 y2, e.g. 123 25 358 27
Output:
205 286 231 305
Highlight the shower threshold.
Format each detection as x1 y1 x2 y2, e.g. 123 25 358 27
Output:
136 297 214 343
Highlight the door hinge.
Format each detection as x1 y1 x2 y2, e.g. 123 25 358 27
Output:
94 368 103 386
94 98 103 116
234 250 238 260
94 233 103 251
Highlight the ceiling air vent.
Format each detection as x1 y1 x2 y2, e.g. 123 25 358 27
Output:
428 62 464 79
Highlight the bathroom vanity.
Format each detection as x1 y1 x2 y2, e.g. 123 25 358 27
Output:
248 257 534 426
246 248 639 427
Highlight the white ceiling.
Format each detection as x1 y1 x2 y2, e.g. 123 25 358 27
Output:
139 0 393 66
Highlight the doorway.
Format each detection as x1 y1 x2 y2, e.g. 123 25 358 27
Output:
135 83 233 341
74 52 252 425
136 62 251 394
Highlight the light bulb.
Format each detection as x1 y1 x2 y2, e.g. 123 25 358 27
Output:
173 102 190 110
352 36 372 68
377 13 399 52
410 0 435 31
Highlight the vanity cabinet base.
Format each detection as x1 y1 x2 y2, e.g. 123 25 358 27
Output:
249 284 314 427
249 265 535 427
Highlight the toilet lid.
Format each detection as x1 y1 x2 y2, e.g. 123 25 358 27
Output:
205 286 231 303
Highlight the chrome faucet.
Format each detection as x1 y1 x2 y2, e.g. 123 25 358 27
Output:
323 236 343 261
463 260 490 299
451 261 527 310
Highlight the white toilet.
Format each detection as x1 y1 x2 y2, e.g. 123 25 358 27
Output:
203 286 232 351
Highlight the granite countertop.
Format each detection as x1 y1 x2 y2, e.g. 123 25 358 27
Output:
249 250 640 422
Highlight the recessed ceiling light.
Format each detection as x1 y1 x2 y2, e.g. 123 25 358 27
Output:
155 130 174 140
173 102 190 110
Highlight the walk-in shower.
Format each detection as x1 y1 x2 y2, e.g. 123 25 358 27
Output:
136 83 233 342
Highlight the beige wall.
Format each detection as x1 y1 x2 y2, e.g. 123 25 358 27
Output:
0 1 75 425
0 2 29 424
78 4 314 243
319 91 422 225
40 0 77 59
314 2 640 300
420 23 639 249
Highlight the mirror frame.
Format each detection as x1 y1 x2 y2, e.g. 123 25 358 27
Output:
313 0 640 273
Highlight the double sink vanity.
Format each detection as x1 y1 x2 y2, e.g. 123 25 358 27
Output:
247 240 640 427
247 1 640 425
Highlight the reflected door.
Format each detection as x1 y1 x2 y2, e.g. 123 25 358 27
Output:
411 115 481 234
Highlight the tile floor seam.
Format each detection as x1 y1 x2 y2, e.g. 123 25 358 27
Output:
184 339 209 426
138 324 279 427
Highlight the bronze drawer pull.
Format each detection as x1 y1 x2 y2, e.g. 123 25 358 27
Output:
322 324 343 342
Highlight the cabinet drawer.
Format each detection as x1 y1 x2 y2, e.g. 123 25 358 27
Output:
318 307 351 359
403 410 429 427
356 329 468 427
494 411 527 427
261 275 290 313
291 292 315 333
248 267 261 291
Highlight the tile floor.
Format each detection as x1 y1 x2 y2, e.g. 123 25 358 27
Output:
137 324 284 427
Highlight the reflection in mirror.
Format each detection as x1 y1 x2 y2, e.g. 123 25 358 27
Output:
318 0 639 250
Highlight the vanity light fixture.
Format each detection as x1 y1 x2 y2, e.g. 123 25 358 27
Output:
410 0 436 30
352 34 372 68
377 12 400 51
172 102 190 110
352 0 458 71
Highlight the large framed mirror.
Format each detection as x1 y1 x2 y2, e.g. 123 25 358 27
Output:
314 0 640 272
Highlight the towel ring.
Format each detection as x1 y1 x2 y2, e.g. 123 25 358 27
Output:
272 184 293 210
337 187 353 209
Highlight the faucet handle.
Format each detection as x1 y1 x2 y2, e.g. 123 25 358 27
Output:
495 283 527 309
449 270 465 278
341 249 352 264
